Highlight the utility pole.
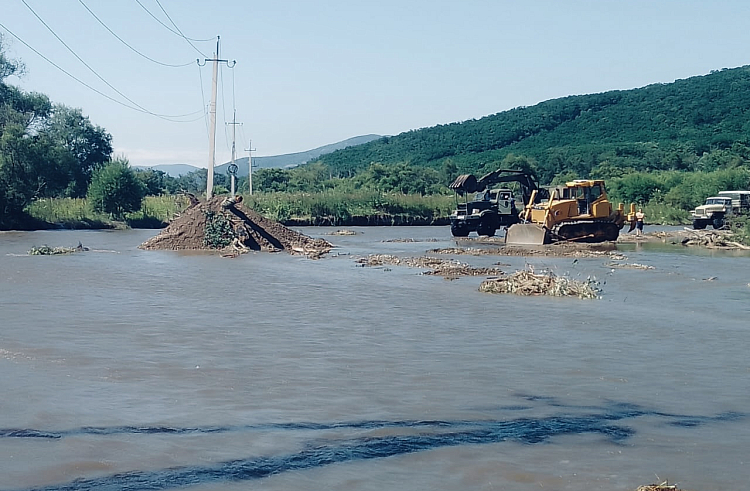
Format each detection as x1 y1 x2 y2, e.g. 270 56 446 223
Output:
245 140 256 195
226 110 242 196
198 36 235 199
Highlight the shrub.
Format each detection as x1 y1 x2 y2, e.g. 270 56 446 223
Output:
87 159 146 220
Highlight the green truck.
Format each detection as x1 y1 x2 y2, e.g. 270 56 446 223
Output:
448 170 539 237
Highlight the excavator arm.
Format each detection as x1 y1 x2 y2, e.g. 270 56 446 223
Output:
449 169 539 204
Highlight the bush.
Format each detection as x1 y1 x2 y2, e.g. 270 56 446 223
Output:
87 159 146 219
729 215 750 246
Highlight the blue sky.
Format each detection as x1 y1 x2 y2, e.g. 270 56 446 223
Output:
3 1 750 168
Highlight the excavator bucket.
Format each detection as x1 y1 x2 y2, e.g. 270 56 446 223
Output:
504 223 550 245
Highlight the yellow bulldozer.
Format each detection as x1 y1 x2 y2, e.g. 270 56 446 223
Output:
505 179 632 245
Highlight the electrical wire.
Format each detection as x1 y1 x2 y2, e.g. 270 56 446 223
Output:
134 0 214 44
0 21 147 116
152 0 209 58
220 64 230 151
77 0 194 68
197 63 210 137
19 0 202 121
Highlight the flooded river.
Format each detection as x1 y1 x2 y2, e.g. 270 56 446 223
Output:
1 227 749 490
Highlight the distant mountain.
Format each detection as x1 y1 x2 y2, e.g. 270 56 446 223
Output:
131 163 200 177
217 134 382 177
133 134 382 177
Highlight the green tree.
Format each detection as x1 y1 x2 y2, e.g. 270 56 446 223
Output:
169 168 206 194
1 38 55 227
134 168 168 195
610 172 663 204
42 104 112 197
254 168 291 192
86 159 146 219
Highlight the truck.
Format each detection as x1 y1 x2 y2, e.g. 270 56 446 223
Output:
448 169 540 237
691 191 750 229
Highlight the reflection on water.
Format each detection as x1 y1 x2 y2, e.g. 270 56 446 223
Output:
1 227 749 490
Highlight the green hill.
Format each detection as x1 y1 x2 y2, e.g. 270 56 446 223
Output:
314 66 750 184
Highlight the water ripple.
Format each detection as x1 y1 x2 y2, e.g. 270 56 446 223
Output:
4 402 743 491
0 400 745 491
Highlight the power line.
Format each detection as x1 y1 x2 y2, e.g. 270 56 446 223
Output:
77 0 194 68
220 64 230 151
197 63 210 137
0 21 147 116
133 0 214 43
133 0 211 58
19 0 202 121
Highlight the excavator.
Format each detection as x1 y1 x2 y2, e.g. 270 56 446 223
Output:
505 179 630 245
448 169 541 237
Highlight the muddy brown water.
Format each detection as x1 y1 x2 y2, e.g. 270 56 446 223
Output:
1 226 749 491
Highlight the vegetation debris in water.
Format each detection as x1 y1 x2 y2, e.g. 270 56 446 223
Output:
28 243 87 255
355 254 504 277
635 483 681 491
606 262 655 270
680 229 750 249
479 267 601 299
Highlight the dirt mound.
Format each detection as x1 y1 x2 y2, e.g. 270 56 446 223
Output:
139 197 332 258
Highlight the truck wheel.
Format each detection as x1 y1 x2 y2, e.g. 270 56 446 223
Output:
477 219 496 237
712 217 725 229
451 223 469 237
692 220 706 230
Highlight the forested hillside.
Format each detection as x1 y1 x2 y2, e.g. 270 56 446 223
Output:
314 66 750 184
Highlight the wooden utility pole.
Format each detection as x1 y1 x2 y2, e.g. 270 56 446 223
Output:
199 36 235 199
246 140 256 195
226 110 242 196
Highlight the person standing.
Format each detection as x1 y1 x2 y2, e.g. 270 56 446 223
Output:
635 208 645 236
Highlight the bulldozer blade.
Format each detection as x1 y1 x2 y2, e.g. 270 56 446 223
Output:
505 223 549 245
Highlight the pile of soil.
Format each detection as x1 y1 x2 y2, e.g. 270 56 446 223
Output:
139 197 332 258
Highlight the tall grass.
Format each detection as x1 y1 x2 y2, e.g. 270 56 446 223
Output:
25 198 110 228
26 196 190 229
25 193 453 228
243 191 454 224
125 195 191 227
640 202 690 226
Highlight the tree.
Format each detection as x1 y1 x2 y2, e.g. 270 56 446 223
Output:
86 159 146 219
42 104 112 197
134 168 168 196
1 39 55 227
254 168 291 192
610 172 662 204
